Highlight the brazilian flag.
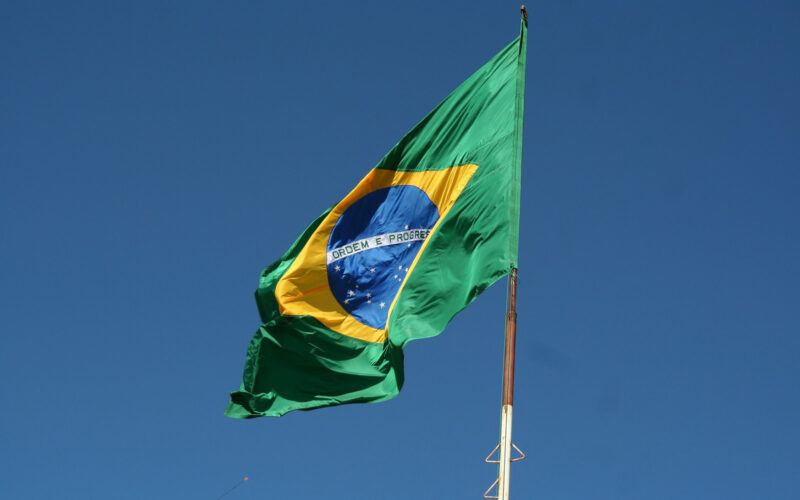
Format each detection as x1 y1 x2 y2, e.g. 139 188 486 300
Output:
226 20 527 418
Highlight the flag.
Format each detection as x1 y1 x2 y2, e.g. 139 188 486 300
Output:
226 19 527 418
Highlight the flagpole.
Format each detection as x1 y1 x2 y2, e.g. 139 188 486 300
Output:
484 268 526 500
485 7 528 499
499 267 518 500
497 6 530 499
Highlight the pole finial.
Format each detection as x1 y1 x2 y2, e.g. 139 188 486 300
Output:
520 5 528 25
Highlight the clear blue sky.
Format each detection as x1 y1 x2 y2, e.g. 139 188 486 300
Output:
2 1 799 499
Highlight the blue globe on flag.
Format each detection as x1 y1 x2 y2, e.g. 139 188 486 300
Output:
326 185 440 329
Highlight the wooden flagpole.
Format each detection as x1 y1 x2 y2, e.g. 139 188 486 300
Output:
484 268 526 500
498 267 519 500
485 7 528 499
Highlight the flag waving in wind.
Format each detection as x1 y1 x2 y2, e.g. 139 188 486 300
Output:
226 19 527 418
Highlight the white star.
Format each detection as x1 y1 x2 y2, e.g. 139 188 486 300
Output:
394 274 398 279
407 243 412 247
334 265 341 272
398 265 403 270
344 299 350 304
404 268 408 273
404 225 409 230
380 302 386 308
366 292 372 298
367 300 372 304
355 284 359 289
370 268 375 273
347 290 354 296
